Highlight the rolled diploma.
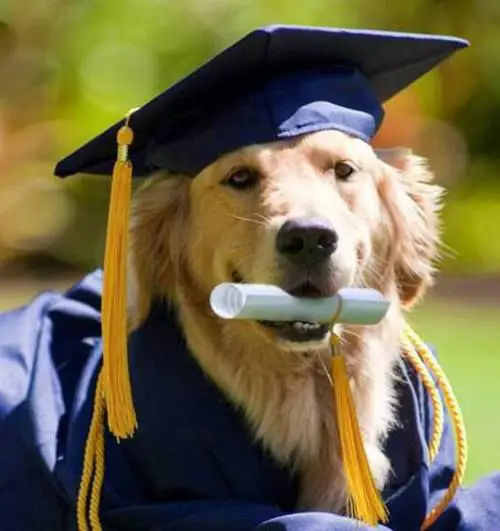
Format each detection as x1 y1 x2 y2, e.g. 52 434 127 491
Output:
210 283 390 326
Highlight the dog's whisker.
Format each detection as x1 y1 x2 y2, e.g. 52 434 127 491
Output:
359 267 384 286
315 352 334 387
339 327 364 341
253 212 273 224
368 254 391 268
353 267 379 289
354 258 389 289
231 214 267 227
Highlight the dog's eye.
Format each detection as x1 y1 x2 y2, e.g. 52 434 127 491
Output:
224 168 260 190
334 161 355 181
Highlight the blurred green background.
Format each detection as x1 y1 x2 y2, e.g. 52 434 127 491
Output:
0 0 499 483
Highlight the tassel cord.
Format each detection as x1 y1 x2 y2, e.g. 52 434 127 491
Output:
78 109 138 531
101 114 137 439
331 335 389 526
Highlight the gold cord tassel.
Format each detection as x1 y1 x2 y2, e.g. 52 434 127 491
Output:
101 111 137 439
402 324 468 530
77 372 106 531
330 334 389 526
77 109 139 531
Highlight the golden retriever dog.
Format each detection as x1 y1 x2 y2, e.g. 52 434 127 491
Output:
127 129 441 513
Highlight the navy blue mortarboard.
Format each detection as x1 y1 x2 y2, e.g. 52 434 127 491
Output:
54 25 468 178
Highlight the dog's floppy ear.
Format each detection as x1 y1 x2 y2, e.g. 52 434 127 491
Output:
377 148 444 308
128 173 191 329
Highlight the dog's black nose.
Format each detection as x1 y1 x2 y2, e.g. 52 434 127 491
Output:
276 217 338 266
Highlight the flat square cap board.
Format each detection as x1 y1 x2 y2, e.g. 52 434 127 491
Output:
54 24 469 178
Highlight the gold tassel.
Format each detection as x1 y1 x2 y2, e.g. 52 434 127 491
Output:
330 334 389 526
101 110 138 439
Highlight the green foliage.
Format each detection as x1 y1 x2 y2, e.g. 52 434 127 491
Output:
442 176 500 274
0 0 499 272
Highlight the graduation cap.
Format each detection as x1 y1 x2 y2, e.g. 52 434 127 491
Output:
55 25 468 178
59 25 469 531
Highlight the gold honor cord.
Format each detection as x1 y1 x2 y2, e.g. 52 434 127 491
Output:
77 371 105 531
402 324 468 530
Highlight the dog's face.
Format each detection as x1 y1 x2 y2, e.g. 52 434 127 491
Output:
189 131 387 346
131 130 441 350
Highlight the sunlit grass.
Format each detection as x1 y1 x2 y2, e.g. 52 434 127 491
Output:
410 299 500 484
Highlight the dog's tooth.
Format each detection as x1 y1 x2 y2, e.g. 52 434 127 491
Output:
292 321 304 331
291 321 317 332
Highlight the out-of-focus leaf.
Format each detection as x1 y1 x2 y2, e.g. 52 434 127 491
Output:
0 0 499 275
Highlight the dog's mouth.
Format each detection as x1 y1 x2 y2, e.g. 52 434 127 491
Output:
258 319 330 343
231 270 330 343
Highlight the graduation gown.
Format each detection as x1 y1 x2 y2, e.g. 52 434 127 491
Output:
1 269 499 531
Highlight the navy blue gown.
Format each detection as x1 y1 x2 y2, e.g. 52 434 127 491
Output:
1 269 499 530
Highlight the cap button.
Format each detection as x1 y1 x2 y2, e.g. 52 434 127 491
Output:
117 125 134 146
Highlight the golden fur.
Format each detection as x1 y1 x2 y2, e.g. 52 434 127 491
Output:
128 130 442 514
